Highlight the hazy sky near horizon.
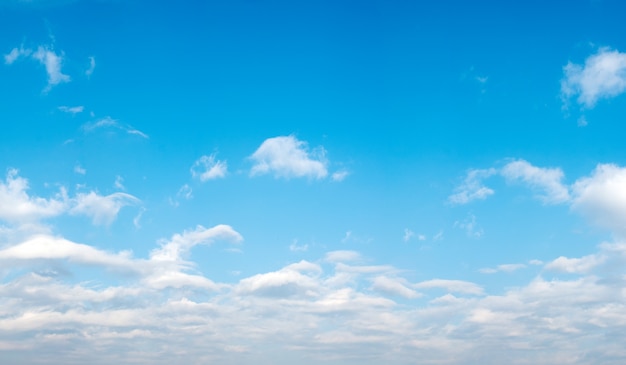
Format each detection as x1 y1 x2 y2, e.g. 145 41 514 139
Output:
2 0 626 364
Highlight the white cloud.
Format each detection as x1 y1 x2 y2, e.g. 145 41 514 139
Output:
289 240 308 252
577 115 588 127
82 117 149 139
414 279 484 295
448 168 497 204
73 164 86 175
403 228 414 242
561 47 626 109
250 135 328 179
32 46 70 91
150 224 242 262
324 250 361 263
571 164 626 236
479 263 526 274
177 184 193 200
70 192 139 226
0 169 67 223
190 154 227 181
4 46 31 64
0 235 137 270
454 213 483 238
58 105 84 115
113 175 125 190
545 254 605 274
371 276 421 299
331 170 349 182
85 56 95 77
501 159 570 204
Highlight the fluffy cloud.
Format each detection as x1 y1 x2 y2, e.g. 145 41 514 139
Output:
250 135 328 179
3 234 626 364
0 169 67 223
448 168 496 205
501 159 570 204
32 46 70 91
561 47 626 109
190 154 227 181
571 164 626 236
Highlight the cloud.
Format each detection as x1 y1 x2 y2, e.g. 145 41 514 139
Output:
73 164 86 175
70 192 140 226
82 117 148 139
32 46 70 91
571 164 626 236
3 45 31 64
0 169 68 223
0 235 137 270
454 213 483 238
3 239 626 364
289 240 308 252
448 168 497 205
113 175 125 190
479 263 526 274
4 44 69 91
58 105 84 115
150 224 242 262
324 250 361 263
414 279 484 295
331 170 349 182
190 154 227 181
250 135 328 179
561 47 626 109
501 159 570 204
85 56 95 77
371 276 421 299
403 228 414 242
545 254 605 274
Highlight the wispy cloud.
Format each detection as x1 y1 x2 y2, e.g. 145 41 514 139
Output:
448 168 497 205
82 117 149 139
58 105 84 115
4 44 70 91
191 154 227 181
85 56 95 77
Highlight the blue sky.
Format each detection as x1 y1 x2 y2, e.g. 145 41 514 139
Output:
2 0 626 364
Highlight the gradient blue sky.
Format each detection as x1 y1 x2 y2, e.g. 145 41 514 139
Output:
2 0 626 364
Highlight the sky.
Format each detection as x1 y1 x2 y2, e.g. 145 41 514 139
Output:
1 0 626 364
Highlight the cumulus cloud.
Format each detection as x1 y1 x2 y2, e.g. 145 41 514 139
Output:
250 135 328 179
571 164 626 236
561 47 626 109
190 154 227 181
70 192 140 226
0 169 68 223
3 239 626 364
501 159 570 204
448 168 496 204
